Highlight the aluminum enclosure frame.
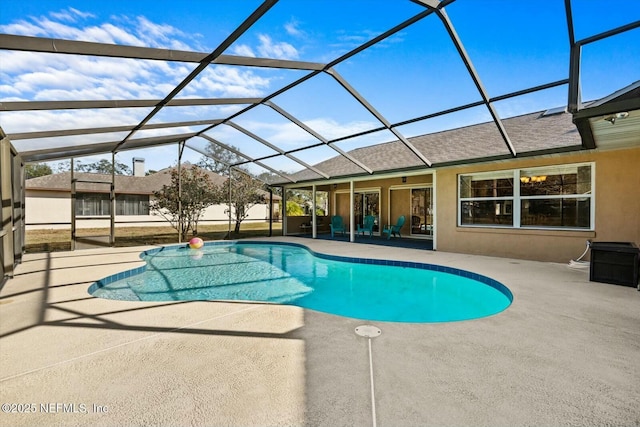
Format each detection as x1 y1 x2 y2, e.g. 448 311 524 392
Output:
0 0 638 186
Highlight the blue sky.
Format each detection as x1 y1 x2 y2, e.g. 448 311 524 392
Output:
1 0 638 175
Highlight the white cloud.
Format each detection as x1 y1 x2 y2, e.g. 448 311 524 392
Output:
234 120 315 147
135 16 191 50
0 85 21 97
256 34 299 59
100 23 145 45
50 8 95 23
0 20 47 36
231 44 256 57
0 8 291 169
183 66 271 98
1 108 148 135
284 19 305 38
226 117 380 150
304 118 377 141
1 51 193 102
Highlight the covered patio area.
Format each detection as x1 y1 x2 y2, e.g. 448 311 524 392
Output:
297 232 434 251
1 238 638 426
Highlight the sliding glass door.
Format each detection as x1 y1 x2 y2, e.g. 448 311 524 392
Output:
354 191 380 234
411 187 433 237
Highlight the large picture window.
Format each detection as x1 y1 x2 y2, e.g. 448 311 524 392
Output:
459 170 514 226
459 163 593 230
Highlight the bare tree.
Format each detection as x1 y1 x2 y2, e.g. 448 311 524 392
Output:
197 143 243 174
150 167 220 241
224 171 267 234
54 159 132 175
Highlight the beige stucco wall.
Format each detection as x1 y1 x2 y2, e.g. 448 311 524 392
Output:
25 191 273 230
25 190 71 227
289 146 638 263
435 146 640 262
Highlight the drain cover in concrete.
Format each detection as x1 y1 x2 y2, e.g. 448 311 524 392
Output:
355 325 381 338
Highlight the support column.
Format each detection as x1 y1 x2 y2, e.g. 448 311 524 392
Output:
312 184 317 239
228 166 232 239
177 142 184 243
268 187 273 237
0 133 16 277
350 180 355 243
432 172 437 251
282 188 287 236
110 152 115 247
70 157 75 251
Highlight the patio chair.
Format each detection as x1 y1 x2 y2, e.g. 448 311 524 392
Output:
330 215 345 237
382 215 405 239
357 215 376 237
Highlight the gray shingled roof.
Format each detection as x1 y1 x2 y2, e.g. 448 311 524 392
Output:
27 165 244 195
25 111 583 188
289 110 581 183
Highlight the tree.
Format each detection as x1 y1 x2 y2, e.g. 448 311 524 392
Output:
286 201 304 216
150 167 220 241
224 171 267 234
77 159 132 175
25 163 52 179
53 159 132 175
197 143 243 174
285 189 312 216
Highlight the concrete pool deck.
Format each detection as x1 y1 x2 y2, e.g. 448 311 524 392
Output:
1 237 638 426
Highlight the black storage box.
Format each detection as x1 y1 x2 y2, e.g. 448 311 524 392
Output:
589 242 640 288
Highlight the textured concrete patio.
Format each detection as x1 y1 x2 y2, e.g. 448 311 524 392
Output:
1 237 638 426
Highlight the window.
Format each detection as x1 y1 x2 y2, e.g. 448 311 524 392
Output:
519 165 591 228
76 193 149 216
116 194 149 216
76 193 110 216
459 171 514 226
459 163 593 230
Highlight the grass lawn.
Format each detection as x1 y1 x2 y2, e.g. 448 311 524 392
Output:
25 222 283 252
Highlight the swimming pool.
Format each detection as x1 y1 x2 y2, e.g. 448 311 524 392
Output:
89 241 512 323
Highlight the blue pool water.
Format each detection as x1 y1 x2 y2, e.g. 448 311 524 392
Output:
89 242 512 323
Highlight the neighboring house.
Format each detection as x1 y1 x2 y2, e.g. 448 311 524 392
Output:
25 165 280 230
280 84 640 263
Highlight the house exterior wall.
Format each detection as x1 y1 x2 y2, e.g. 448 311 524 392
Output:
25 190 71 227
25 190 273 230
288 146 638 263
389 189 409 234
335 192 351 227
435 146 640 262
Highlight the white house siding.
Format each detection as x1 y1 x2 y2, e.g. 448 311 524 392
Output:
25 190 273 230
